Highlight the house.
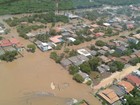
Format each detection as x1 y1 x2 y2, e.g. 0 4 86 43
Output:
103 23 111 27
101 46 110 51
120 56 131 63
0 26 5 34
98 50 106 55
127 24 134 29
135 52 140 57
132 70 140 77
99 56 111 63
0 39 12 47
77 71 90 82
128 37 139 44
77 49 91 57
125 74 140 88
76 55 89 63
90 24 99 28
68 56 83 66
129 54 137 58
65 13 79 19
117 80 134 93
100 64 110 71
9 38 20 45
49 35 63 43
98 89 120 104
60 59 72 67
3 46 16 52
95 32 105 37
110 85 126 97
90 50 97 56
35 41 52 51
116 46 127 54
61 32 71 37
97 66 106 73
133 34 140 39
26 32 36 38
67 37 76 42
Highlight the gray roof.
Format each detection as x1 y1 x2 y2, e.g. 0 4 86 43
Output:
68 56 83 66
98 50 106 55
100 64 110 71
76 55 89 63
60 59 72 67
110 85 126 97
90 50 97 56
78 71 89 79
3 46 16 52
116 46 127 52
97 66 106 73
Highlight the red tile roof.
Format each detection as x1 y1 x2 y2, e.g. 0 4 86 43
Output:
125 74 140 87
9 38 19 44
0 39 12 47
118 80 134 93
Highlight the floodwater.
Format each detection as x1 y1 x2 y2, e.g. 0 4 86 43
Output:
0 50 101 105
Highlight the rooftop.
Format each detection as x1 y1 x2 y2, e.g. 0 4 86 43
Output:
98 89 119 104
117 80 134 93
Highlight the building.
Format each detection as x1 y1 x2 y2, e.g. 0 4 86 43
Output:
99 56 111 63
125 74 140 88
98 89 119 104
68 56 83 66
110 85 126 98
116 46 127 54
76 55 89 63
77 49 91 57
117 80 134 93
128 37 139 44
60 59 72 67
77 71 90 82
0 39 12 47
49 35 63 43
35 41 52 51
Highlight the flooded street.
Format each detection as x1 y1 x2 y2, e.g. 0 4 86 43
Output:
0 49 101 105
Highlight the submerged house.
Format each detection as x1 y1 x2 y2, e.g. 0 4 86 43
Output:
50 35 63 43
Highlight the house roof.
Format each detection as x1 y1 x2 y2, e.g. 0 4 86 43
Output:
98 89 119 104
99 56 111 63
0 39 12 47
77 49 91 57
9 38 20 44
110 85 126 97
120 56 131 63
76 55 89 63
49 35 62 43
68 56 83 66
125 74 140 87
97 66 106 73
117 80 134 93
60 59 72 67
90 50 97 56
78 71 89 79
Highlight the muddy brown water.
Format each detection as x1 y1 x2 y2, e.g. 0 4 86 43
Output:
0 49 101 105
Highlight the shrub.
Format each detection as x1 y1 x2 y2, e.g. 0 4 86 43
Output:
73 74 84 83
69 65 79 75
27 44 36 53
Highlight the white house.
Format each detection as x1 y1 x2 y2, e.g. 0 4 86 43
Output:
77 49 91 57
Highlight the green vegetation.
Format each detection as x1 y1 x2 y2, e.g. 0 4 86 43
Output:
73 73 84 83
50 51 62 63
124 88 140 105
27 44 36 53
69 65 79 75
0 0 139 15
0 36 3 40
80 62 91 74
0 51 18 62
109 61 125 72
129 57 140 66
95 40 106 47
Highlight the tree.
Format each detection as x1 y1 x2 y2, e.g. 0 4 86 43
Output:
0 51 18 62
50 51 61 63
89 57 100 70
129 57 140 66
73 74 84 83
95 40 106 47
80 62 91 74
27 44 36 53
109 61 124 72
69 65 79 75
